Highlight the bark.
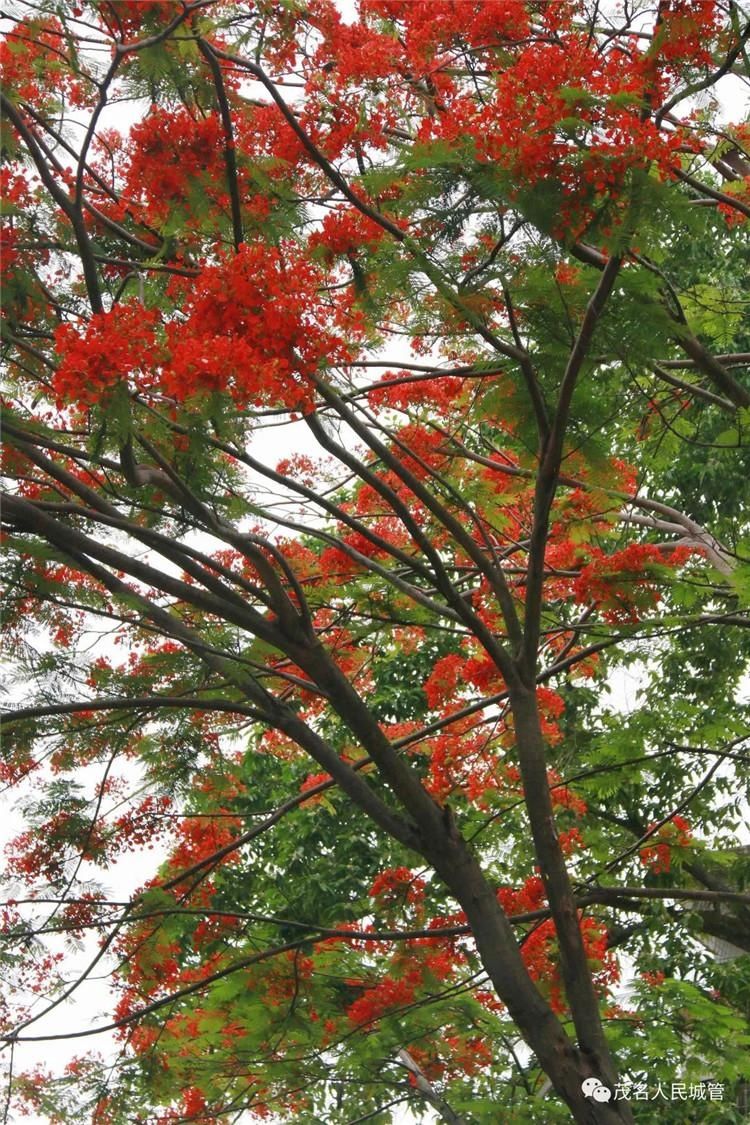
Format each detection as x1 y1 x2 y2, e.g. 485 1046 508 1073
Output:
301 649 633 1121
421 823 633 1123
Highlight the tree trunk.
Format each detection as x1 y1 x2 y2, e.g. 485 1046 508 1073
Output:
422 823 632 1123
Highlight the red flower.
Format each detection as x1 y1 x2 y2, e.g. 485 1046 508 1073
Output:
640 815 693 873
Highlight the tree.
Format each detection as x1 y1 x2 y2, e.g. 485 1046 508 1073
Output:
1 0 750 1121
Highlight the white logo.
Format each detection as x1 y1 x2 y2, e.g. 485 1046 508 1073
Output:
582 1077 612 1102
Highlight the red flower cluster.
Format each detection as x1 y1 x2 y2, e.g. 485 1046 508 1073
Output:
640 814 693 873
53 243 356 411
360 1 530 64
299 770 333 803
536 686 566 744
309 207 387 262
498 874 547 917
118 107 226 226
367 370 467 411
166 814 242 876
97 1 182 39
404 1034 492 1084
573 543 691 622
420 717 517 805
351 1 724 241
655 1 722 70
113 794 173 852
0 17 86 104
345 933 467 1027
369 866 426 908
163 243 349 408
521 915 619 1013
423 652 464 710
549 771 588 818
346 973 420 1026
53 304 160 405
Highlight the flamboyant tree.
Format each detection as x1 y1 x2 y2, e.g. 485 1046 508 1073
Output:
1 1 750 1121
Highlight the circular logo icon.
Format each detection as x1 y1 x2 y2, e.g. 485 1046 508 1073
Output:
582 1077 612 1102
